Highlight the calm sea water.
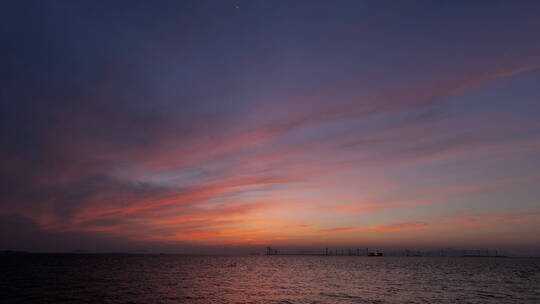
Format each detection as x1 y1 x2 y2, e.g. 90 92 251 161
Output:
1 254 539 304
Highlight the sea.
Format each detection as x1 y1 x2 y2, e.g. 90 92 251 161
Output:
1 254 539 304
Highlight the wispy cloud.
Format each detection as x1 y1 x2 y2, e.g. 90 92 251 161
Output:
312 226 360 233
369 222 429 231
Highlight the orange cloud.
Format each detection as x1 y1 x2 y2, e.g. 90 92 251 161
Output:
369 222 428 231
312 226 360 233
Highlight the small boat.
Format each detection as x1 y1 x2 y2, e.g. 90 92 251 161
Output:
368 251 383 256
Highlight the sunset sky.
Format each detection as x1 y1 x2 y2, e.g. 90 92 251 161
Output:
1 0 540 254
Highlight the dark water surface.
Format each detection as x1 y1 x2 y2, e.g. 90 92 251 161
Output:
2 254 539 303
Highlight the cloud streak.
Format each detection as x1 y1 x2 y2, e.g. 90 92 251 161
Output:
369 222 429 231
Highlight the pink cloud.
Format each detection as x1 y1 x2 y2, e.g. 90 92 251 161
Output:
440 218 487 227
323 200 433 214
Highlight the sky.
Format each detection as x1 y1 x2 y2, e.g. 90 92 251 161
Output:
1 0 540 254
